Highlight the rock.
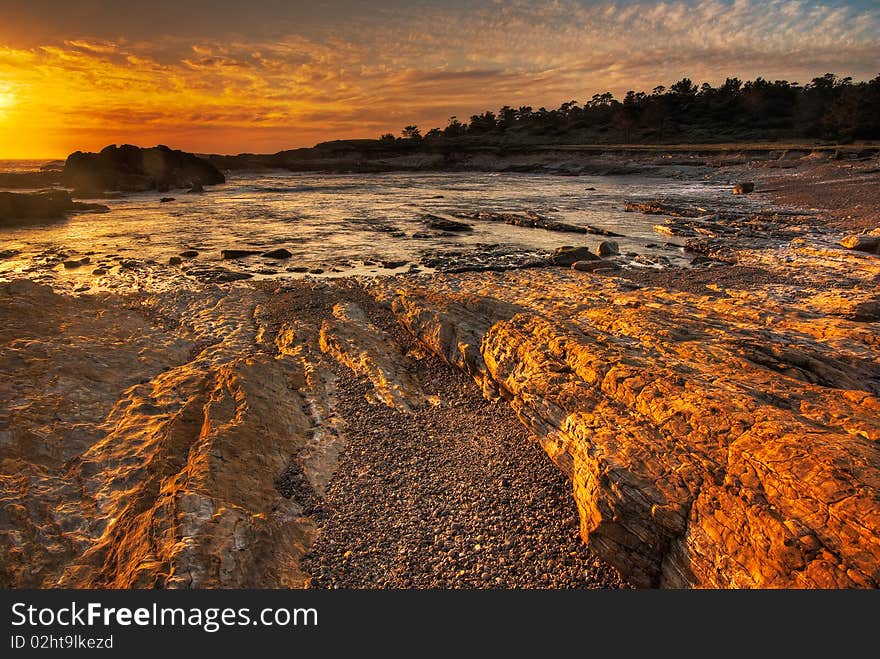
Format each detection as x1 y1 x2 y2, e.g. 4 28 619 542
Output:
61 144 225 193
92 268 107 276
62 257 90 269
308 268 325 275
288 266 310 273
840 234 880 254
168 256 183 266
422 214 474 232
572 260 621 272
187 181 205 194
597 241 619 257
160 197 175 203
0 190 108 226
0 171 61 189
221 249 261 260
372 253 880 589
262 248 293 260
381 260 408 269
733 182 755 195
179 250 199 258
550 246 600 266
0 249 20 259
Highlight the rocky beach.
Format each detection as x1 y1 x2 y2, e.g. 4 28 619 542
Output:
1 146 878 589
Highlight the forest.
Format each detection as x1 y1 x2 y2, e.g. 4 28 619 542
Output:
382 73 880 145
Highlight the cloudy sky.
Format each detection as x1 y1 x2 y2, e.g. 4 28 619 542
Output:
0 0 877 157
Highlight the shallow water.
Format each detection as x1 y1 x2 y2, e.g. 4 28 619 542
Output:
0 169 764 293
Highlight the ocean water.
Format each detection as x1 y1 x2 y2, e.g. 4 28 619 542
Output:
0 169 763 293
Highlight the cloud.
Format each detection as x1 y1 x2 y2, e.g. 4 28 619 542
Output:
0 0 877 157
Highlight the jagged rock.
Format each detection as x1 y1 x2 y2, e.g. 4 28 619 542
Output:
0 190 108 226
840 234 880 254
62 144 225 193
371 243 880 589
733 182 755 194
551 246 600 266
262 248 293 260
319 302 435 412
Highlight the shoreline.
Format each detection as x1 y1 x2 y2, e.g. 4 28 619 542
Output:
1 154 878 588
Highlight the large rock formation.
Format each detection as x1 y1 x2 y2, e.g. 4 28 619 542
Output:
370 242 880 588
0 190 108 226
62 144 225 193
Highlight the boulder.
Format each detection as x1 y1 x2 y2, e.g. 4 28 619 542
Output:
597 240 619 257
572 259 621 272
168 256 183 266
62 144 225 193
733 182 755 195
840 234 880 254
262 248 293 260
422 214 474 232
551 246 600 266
0 190 108 226
221 249 261 260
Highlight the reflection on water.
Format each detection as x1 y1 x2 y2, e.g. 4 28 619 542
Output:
0 170 764 293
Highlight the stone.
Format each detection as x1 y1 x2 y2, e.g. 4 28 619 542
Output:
422 214 474 232
0 191 108 226
61 144 225 193
840 234 880 254
160 197 175 203
262 248 293 260
179 250 199 258
168 256 183 266
62 257 90 269
572 260 620 272
221 249 261 260
371 244 880 589
597 240 619 257
733 182 755 194
551 246 600 266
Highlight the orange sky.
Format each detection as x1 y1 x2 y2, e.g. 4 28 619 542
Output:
0 0 878 159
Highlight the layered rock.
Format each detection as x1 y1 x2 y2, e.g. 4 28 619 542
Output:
62 144 225 193
0 281 332 588
370 242 880 588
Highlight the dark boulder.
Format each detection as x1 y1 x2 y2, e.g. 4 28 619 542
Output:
0 190 108 227
62 144 225 193
221 249 261 260
550 246 600 266
262 248 293 260
422 214 474 232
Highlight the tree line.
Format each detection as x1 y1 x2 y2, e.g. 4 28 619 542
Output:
380 73 880 145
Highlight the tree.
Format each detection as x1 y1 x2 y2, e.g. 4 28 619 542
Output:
379 133 396 142
401 125 421 140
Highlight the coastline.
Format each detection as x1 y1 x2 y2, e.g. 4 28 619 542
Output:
1 150 878 588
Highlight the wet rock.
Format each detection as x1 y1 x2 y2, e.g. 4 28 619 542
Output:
62 144 225 193
0 249 20 259
551 246 600 266
0 190 109 226
262 248 293 260
62 257 91 269
422 214 474 232
733 182 755 195
597 240 619 257
221 249 261 260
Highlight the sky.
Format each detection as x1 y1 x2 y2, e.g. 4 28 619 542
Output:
0 0 877 158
